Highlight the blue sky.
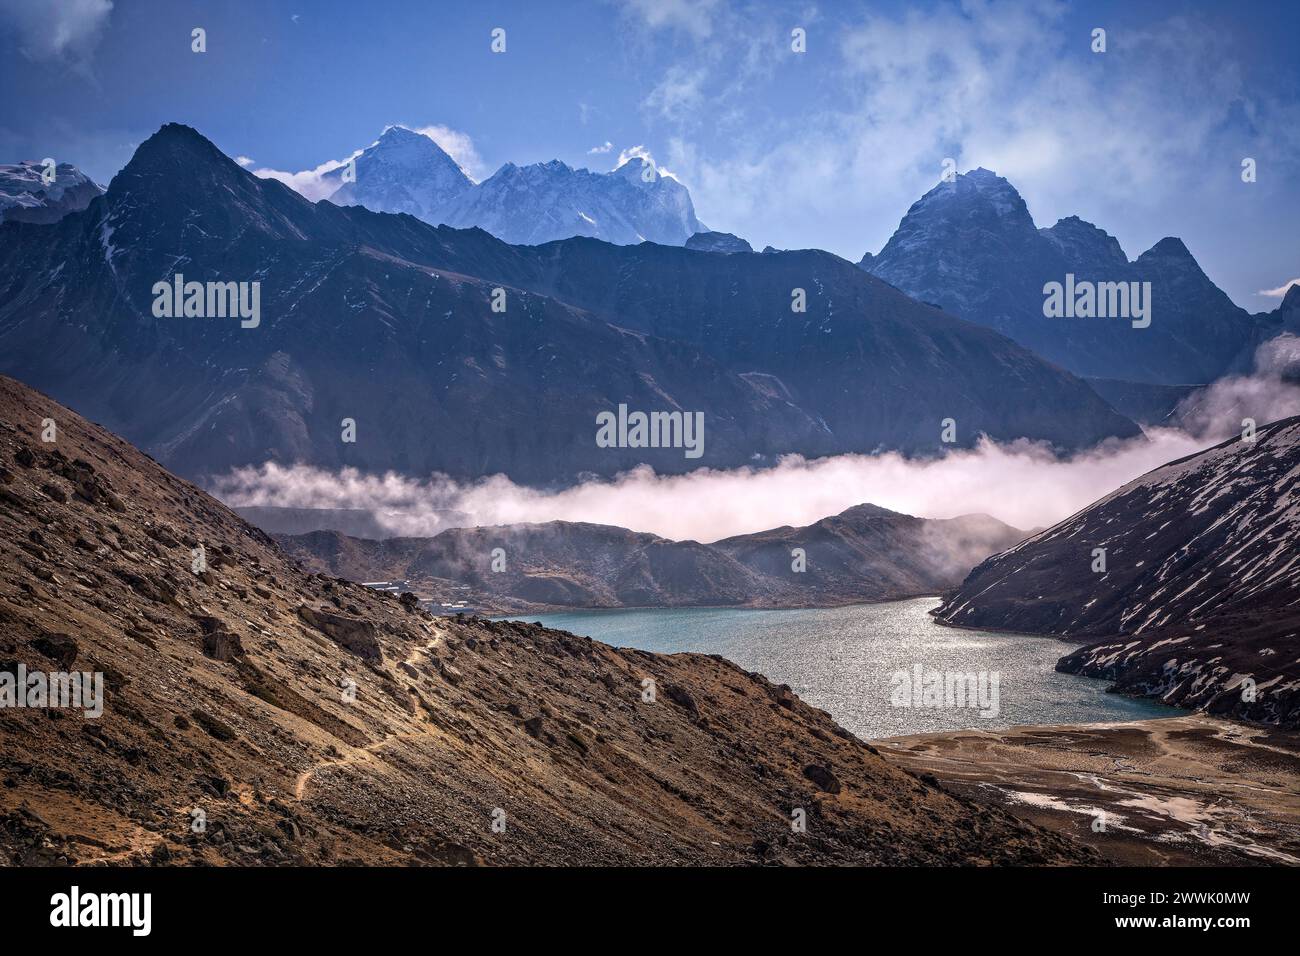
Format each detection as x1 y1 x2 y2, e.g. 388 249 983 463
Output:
2 0 1297 308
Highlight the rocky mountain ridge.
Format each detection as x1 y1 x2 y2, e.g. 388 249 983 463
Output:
0 161 102 226
936 419 1300 727
320 125 703 246
861 168 1260 386
0 123 1141 487
274 504 1030 612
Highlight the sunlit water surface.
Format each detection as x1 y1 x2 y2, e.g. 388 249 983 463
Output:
504 597 1177 739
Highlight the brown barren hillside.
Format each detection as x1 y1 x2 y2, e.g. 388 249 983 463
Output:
0 375 1092 866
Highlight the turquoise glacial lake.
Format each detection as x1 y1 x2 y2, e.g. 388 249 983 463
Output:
505 597 1178 739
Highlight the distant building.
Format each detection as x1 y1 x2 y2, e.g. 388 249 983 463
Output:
424 599 480 617
362 581 477 615
361 580 412 594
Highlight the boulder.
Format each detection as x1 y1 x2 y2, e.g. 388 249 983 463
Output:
802 763 842 794
439 662 463 686
202 630 245 662
297 605 383 662
31 633 78 669
39 482 66 503
662 681 699 715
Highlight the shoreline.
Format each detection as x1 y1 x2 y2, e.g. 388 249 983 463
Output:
485 591 951 618
876 715 1300 866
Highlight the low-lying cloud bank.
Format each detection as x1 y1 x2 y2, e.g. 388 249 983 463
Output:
214 432 1200 542
211 336 1300 543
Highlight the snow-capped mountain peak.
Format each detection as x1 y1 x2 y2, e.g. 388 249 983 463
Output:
375 125 475 179
861 165 1257 385
612 156 659 185
437 150 703 246
326 125 474 222
0 160 104 225
304 126 705 247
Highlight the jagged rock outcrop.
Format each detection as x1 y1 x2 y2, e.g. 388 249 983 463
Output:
685 230 753 254
296 605 383 661
861 168 1257 385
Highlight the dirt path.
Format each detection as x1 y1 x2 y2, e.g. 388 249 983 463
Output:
294 631 445 802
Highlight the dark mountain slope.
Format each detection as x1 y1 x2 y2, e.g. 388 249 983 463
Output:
1085 378 1198 426
685 230 753 253
862 169 1258 385
935 419 1300 726
0 126 822 483
1247 284 1300 351
0 373 1091 865
506 237 1141 453
710 505 1028 608
0 124 1138 487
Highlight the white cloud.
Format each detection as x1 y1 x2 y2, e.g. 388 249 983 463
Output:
210 337 1300 543
407 124 486 181
235 156 255 168
1258 278 1300 298
212 432 1205 543
646 1 1300 290
588 141 614 154
0 0 113 70
1174 335 1300 437
615 144 652 167
614 144 681 182
644 64 707 121
253 151 361 201
618 0 721 41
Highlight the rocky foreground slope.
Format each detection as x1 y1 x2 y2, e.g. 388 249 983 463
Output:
936 420 1300 726
275 505 1027 612
0 375 1089 865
